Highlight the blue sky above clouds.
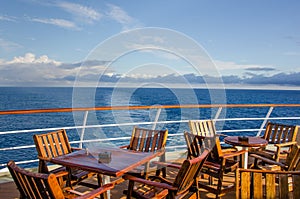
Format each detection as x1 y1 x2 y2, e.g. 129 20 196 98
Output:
0 0 300 88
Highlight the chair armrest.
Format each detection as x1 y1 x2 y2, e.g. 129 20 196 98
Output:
203 161 221 170
75 183 114 199
54 170 69 178
249 154 285 168
275 141 297 148
119 145 129 149
37 156 51 161
151 161 182 170
274 141 297 161
123 175 177 191
71 147 81 151
222 150 246 159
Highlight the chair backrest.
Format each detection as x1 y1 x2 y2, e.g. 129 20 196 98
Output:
262 122 298 144
33 129 72 173
173 149 210 195
7 160 65 199
189 119 216 137
237 168 300 199
127 127 168 152
33 129 72 159
184 131 215 159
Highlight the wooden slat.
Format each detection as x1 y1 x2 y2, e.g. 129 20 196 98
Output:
265 173 276 199
139 130 147 152
199 121 206 136
131 128 140 151
240 172 250 199
157 131 164 150
253 172 263 199
151 132 158 152
279 174 289 199
47 134 57 157
58 130 70 154
277 125 284 144
52 132 63 155
42 135 52 158
293 174 300 198
145 131 152 152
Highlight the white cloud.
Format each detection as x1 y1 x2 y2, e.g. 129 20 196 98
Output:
0 15 16 22
213 60 277 76
106 4 132 24
8 53 61 65
106 4 140 29
30 17 79 30
56 1 102 24
0 38 23 52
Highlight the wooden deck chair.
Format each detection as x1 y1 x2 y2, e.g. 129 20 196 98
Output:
33 129 97 187
184 131 246 199
123 149 210 199
189 119 237 153
236 168 300 199
120 127 168 178
250 122 298 162
184 131 214 159
7 160 114 199
250 144 300 171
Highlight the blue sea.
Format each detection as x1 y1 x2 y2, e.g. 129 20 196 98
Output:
0 87 300 168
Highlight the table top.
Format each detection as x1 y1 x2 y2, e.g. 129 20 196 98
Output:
224 136 268 147
50 147 162 177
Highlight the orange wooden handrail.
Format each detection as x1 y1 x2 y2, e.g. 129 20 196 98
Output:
0 104 299 115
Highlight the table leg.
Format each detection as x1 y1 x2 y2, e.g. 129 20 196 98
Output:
102 175 111 199
242 147 248 169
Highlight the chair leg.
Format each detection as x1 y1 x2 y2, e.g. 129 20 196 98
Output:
97 174 102 187
126 180 134 199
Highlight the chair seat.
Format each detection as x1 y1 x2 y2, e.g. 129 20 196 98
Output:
202 159 239 175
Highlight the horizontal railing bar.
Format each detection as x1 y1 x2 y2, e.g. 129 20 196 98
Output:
1 116 299 150
1 116 299 136
0 132 185 151
1 104 300 115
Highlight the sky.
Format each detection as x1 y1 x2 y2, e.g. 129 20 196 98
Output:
0 0 300 89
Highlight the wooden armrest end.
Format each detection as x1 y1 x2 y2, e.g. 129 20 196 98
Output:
71 147 81 151
37 156 51 161
223 150 246 159
75 183 114 199
123 175 177 190
54 170 69 178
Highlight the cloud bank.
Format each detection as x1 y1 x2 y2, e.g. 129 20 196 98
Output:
0 53 299 88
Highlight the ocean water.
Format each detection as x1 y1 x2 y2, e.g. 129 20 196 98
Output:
0 87 300 168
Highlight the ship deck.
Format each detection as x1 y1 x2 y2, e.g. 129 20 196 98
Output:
0 169 237 199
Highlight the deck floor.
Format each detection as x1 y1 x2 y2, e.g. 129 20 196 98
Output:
0 170 237 199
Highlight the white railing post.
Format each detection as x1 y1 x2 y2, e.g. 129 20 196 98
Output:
79 111 89 148
213 107 223 123
151 108 162 130
256 107 274 136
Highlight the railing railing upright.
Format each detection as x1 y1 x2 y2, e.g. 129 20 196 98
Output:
256 106 274 136
152 108 162 130
79 110 89 148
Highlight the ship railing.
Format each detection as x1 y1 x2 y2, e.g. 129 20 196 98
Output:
0 104 300 168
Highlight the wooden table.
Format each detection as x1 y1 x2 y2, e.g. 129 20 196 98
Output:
51 147 162 198
224 136 268 169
